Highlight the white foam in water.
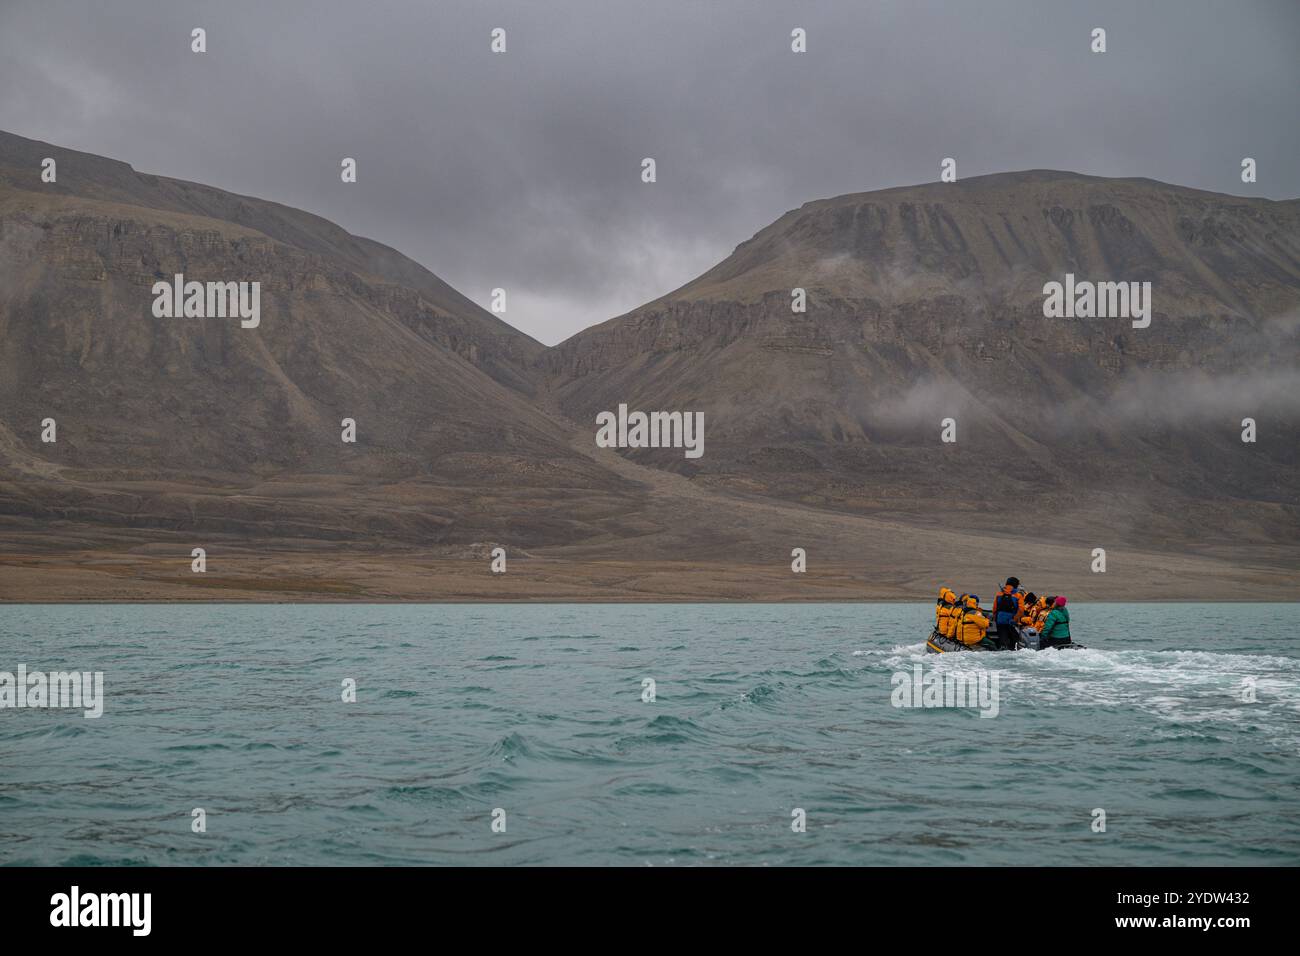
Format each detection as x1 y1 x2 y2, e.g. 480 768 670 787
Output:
910 631 1299 752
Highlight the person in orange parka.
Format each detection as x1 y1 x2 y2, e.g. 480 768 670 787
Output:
955 594 992 646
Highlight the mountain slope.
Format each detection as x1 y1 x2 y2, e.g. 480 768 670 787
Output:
0 130 541 392
0 130 639 550
546 171 1300 553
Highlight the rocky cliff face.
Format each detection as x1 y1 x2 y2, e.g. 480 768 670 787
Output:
0 129 544 393
0 131 637 549
544 172 1300 549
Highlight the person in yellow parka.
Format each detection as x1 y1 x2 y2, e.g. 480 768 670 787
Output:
948 594 971 638
1018 592 1040 627
1033 596 1054 630
935 587 959 639
943 592 964 638
955 594 992 646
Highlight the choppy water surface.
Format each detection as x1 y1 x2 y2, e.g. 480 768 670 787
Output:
2 603 1297 865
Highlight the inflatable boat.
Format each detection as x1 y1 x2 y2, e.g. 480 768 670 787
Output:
925 621 1084 653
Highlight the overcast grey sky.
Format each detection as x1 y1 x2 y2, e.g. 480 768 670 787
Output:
1 0 1296 344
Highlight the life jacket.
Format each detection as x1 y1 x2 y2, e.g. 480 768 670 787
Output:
1018 595 1038 626
1034 598 1050 627
994 586 1019 625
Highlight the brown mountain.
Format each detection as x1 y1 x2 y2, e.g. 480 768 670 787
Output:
0 130 641 557
547 171 1300 555
1 133 1297 600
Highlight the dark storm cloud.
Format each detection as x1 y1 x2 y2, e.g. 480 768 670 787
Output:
1 0 1296 344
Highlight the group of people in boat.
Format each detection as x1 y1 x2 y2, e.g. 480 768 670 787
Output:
933 577 1073 650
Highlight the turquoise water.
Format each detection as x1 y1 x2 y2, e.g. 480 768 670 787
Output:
1 603 1298 866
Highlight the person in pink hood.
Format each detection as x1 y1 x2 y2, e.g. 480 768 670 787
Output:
1039 596 1071 648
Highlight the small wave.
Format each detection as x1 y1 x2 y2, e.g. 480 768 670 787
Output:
384 784 466 806
615 714 707 748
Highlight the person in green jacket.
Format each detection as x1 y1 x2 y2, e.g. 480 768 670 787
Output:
1039 596 1071 648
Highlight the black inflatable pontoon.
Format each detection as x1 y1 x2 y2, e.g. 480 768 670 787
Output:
925 621 1084 653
